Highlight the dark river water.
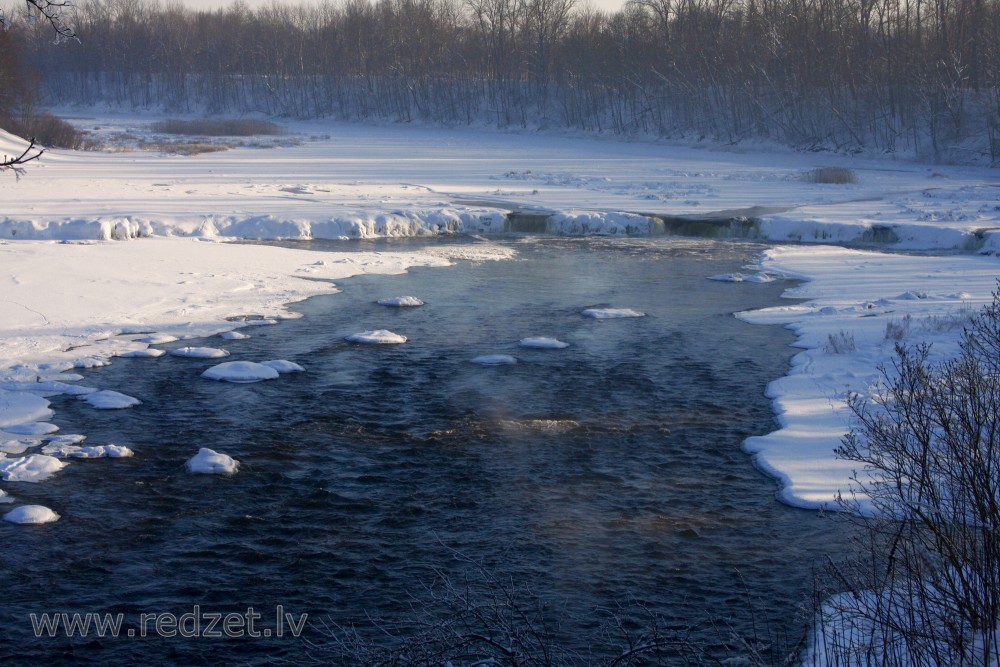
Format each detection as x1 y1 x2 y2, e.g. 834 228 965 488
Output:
0 237 846 665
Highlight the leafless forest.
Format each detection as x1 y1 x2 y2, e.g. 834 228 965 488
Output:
2 0 999 162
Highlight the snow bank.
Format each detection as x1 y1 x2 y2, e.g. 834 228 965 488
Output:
738 245 1000 510
186 448 239 474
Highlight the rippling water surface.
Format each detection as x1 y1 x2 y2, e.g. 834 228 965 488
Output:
1 237 847 665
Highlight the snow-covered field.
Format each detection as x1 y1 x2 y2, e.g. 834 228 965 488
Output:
1 114 998 524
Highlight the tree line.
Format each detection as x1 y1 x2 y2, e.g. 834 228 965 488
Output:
3 0 999 162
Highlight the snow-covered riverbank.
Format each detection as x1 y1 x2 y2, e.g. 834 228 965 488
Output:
1 116 998 521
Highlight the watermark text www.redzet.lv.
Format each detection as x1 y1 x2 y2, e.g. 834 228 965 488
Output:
29 605 308 639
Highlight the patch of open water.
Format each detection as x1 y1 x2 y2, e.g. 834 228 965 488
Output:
0 237 849 665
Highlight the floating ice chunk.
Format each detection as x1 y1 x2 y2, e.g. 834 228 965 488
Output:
581 308 645 319
136 333 179 344
119 349 166 358
346 330 407 344
0 454 67 482
519 337 569 349
377 296 424 307
186 448 239 474
81 390 141 409
3 505 60 525
0 489 13 504
170 346 231 359
471 354 517 365
220 331 250 340
4 422 59 436
0 389 53 427
242 319 279 327
42 443 133 458
261 360 305 373
708 273 744 282
202 361 280 383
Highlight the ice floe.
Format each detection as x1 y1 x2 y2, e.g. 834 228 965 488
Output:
186 448 239 474
170 346 231 358
261 360 305 373
581 308 645 319
0 454 67 482
518 337 569 349
220 331 251 340
41 443 134 458
346 330 407 344
80 390 141 409
202 361 280 383
3 505 60 525
377 296 424 307
471 354 517 365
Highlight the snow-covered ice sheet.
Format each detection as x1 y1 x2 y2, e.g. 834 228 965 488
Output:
2 116 998 249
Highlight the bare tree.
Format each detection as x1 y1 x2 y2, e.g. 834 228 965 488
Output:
816 288 1000 666
1 0 76 175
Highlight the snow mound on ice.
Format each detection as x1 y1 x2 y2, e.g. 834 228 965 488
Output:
377 296 424 307
3 505 60 525
42 443 133 458
202 361 280 383
186 448 239 474
81 390 141 409
346 330 407 344
0 454 67 482
471 354 517 365
261 360 305 373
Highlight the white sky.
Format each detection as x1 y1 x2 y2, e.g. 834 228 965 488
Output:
174 0 627 14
